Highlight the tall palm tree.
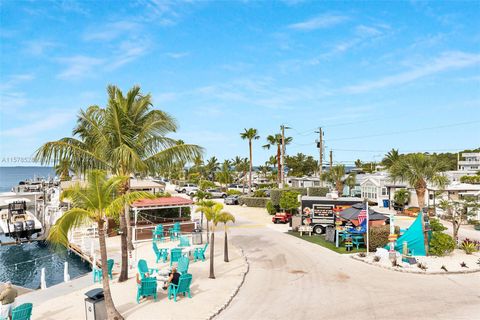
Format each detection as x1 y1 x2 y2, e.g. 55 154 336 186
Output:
216 211 235 262
205 156 220 181
195 200 216 243
202 202 229 279
262 134 292 183
35 85 203 282
240 128 260 191
354 159 362 169
389 153 448 252
382 148 400 169
48 170 153 320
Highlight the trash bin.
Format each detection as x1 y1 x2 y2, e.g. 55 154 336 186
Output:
85 288 107 320
382 199 390 208
192 228 203 245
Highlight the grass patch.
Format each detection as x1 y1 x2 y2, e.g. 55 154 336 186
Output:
288 231 366 254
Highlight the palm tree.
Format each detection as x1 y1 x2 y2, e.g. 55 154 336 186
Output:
48 170 153 320
344 172 356 196
202 202 229 278
382 148 400 169
35 85 203 282
54 159 71 181
195 200 216 243
216 211 235 262
389 153 448 252
354 159 362 169
240 128 260 192
321 165 347 195
205 156 220 181
262 134 292 183
217 160 233 188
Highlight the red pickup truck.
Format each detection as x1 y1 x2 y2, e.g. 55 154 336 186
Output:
272 212 292 224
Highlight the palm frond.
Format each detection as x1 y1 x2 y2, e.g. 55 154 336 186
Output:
48 208 92 247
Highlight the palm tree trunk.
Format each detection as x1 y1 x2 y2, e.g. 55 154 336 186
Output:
98 220 123 320
209 231 215 279
224 226 229 262
416 187 429 253
248 140 253 192
206 220 209 243
118 212 129 282
125 204 134 251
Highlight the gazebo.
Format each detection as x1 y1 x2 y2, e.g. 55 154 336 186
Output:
131 196 194 242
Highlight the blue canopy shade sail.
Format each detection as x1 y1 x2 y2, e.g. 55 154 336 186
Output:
389 212 426 256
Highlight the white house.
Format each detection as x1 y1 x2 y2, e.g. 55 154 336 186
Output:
360 172 409 207
458 152 480 171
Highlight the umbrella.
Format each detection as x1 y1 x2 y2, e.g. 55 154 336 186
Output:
338 203 387 221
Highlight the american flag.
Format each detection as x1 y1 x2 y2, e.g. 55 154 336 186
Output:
358 209 367 225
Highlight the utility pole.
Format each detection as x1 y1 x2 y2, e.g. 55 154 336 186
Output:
329 149 333 171
280 124 285 188
315 128 323 186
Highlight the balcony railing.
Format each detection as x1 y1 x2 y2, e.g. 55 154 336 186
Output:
458 160 480 165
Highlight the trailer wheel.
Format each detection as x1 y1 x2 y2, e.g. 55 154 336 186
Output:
313 225 325 235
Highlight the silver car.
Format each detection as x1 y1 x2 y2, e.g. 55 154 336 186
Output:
224 195 239 205
206 189 227 198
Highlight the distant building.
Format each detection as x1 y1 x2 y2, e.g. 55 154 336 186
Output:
458 152 480 171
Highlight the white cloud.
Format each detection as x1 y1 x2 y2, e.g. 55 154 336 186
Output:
107 39 150 70
23 40 57 56
83 21 141 41
0 74 35 111
343 51 480 94
288 14 348 31
0 112 75 138
57 55 105 80
166 52 190 59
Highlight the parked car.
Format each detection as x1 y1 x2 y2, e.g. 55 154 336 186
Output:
175 183 198 195
206 188 227 198
224 195 240 205
272 212 292 224
227 184 251 194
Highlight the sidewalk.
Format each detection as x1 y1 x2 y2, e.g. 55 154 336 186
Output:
18 233 247 320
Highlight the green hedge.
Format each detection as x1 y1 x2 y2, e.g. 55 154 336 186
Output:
238 197 270 208
270 188 307 206
429 232 455 256
307 187 329 197
368 225 400 252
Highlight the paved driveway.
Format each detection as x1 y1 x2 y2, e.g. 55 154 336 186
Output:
217 205 480 320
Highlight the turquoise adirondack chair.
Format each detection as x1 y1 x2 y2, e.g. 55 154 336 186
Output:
153 225 166 242
138 259 159 279
178 236 190 247
11 303 33 320
169 222 181 240
152 242 168 263
93 259 114 282
193 243 208 262
177 256 190 274
168 273 192 302
170 248 183 266
136 277 158 303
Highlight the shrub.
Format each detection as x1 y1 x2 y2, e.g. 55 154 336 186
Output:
238 196 270 208
279 191 300 213
306 187 329 197
461 238 480 254
368 225 400 252
429 232 455 256
429 218 447 232
266 200 277 215
227 189 242 196
253 190 268 197
270 188 307 206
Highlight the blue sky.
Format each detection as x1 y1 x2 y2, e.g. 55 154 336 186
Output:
1 0 479 167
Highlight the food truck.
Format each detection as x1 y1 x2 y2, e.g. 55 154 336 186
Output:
301 196 363 234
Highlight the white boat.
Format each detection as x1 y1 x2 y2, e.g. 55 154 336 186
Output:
0 200 43 241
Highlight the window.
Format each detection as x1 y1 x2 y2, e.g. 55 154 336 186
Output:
381 187 387 196
362 184 377 200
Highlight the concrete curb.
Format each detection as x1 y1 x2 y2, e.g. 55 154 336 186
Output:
208 246 250 320
350 255 480 275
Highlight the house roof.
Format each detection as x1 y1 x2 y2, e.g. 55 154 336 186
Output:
130 179 164 190
132 196 193 208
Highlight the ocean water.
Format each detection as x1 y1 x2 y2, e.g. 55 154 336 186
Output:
0 166 55 192
0 166 91 289
0 241 91 289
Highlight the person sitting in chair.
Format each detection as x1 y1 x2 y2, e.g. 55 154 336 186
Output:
163 266 180 290
0 281 17 319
